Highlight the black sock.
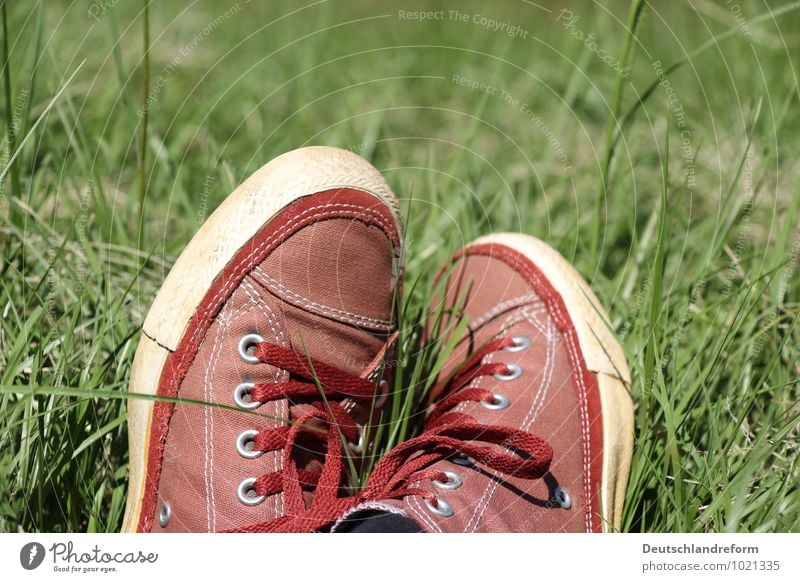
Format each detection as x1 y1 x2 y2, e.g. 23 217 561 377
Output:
334 509 423 533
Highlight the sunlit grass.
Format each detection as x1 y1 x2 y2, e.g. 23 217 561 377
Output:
1 0 798 532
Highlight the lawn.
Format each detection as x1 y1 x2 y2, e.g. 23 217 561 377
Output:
0 0 798 533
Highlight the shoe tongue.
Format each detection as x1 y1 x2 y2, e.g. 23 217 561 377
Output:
249 216 398 332
245 213 398 377
242 273 396 462
233 214 398 490
244 273 389 377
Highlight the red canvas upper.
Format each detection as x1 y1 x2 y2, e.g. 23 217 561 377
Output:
138 188 401 532
247 240 608 533
368 242 605 532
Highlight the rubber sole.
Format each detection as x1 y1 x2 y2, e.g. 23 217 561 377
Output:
122 146 401 532
472 233 633 532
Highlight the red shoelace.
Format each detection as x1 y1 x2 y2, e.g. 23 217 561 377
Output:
241 336 553 532
228 341 377 533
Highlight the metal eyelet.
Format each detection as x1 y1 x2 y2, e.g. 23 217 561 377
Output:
480 392 510 410
237 477 266 506
233 382 261 410
237 334 264 364
349 424 365 454
158 502 171 527
451 453 476 467
554 486 572 509
505 336 531 352
432 470 463 490
493 363 523 381
236 429 263 459
424 496 454 517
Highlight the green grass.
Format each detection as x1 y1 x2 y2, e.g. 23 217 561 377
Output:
1 0 799 532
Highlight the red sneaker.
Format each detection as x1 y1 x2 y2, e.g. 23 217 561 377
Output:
340 233 633 532
122 147 403 532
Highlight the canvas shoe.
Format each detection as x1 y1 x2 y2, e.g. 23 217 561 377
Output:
334 233 633 532
122 146 403 532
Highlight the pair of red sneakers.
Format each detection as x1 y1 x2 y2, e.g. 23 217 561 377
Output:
122 147 633 533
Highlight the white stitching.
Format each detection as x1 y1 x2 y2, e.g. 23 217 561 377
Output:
562 325 593 532
462 311 525 532
241 280 287 347
490 248 596 532
519 314 557 430
240 283 282 519
252 266 392 330
204 282 289 529
407 487 442 532
465 310 556 532
204 290 274 530
202 305 232 532
467 294 538 332
240 280 289 518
